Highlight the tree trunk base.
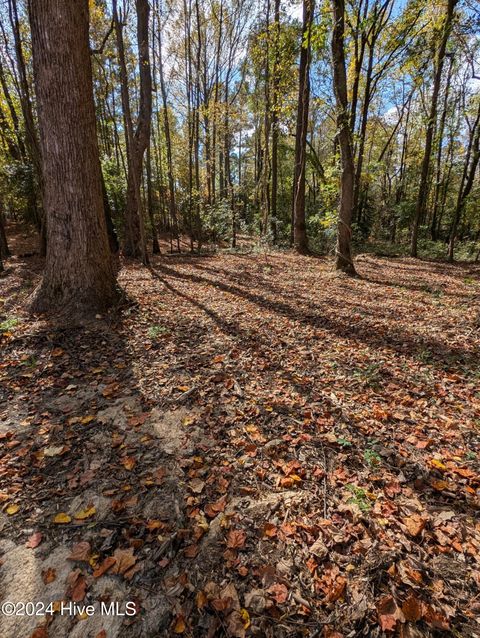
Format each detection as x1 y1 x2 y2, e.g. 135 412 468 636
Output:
335 255 357 276
30 278 119 317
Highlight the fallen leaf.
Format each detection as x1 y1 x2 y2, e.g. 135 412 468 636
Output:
111 548 136 577
377 595 404 632
402 592 423 622
26 532 43 549
53 513 71 524
93 556 116 578
189 478 205 494
43 446 64 457
5 503 20 515
184 544 199 558
404 514 427 537
267 583 288 604
68 542 91 562
121 456 136 471
42 567 56 584
71 574 87 602
173 615 186 633
74 506 96 520
227 529 247 549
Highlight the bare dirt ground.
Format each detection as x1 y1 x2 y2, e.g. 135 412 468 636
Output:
1 227 480 637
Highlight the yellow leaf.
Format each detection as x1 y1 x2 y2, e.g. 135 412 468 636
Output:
177 386 190 392
240 608 251 629
174 616 186 633
430 459 447 471
74 506 96 520
53 513 72 524
81 415 95 425
5 503 20 515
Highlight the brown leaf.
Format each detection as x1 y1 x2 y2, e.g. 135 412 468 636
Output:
377 595 404 632
326 576 347 603
402 592 423 622
226 529 246 549
205 495 227 518
30 628 49 638
111 547 136 577
93 556 116 578
173 615 186 633
121 456 136 471
71 574 87 602
189 478 205 494
68 541 91 562
404 514 427 537
262 523 277 538
226 609 246 638
184 544 199 558
41 567 56 584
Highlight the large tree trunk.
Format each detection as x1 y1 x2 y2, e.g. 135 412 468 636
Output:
292 0 314 254
410 0 457 257
28 0 117 314
331 0 356 275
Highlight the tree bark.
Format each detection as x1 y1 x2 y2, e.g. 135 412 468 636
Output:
447 100 480 261
270 0 280 243
410 0 457 257
28 0 117 314
331 0 356 274
113 0 151 263
292 0 314 254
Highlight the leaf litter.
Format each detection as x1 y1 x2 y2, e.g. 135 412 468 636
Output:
0 243 479 637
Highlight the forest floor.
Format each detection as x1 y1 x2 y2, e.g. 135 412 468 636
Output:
1 225 480 638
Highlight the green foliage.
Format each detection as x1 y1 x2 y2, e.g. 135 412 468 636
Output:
0 317 19 333
346 484 372 512
148 324 169 340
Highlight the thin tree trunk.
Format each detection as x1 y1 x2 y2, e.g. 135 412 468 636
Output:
431 55 454 240
146 145 160 253
113 0 151 264
0 198 9 259
331 0 356 275
410 0 457 257
447 100 480 261
292 0 314 254
9 0 45 254
270 0 280 242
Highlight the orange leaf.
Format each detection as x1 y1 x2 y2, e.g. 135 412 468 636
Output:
267 583 288 604
226 529 246 549
93 556 116 578
173 616 186 633
42 567 56 584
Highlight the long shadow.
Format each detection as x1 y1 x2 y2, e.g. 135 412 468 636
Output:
151 262 479 372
